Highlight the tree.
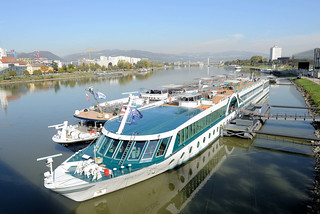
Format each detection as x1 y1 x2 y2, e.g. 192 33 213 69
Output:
67 64 76 73
23 70 30 76
250 56 263 65
136 60 152 68
52 60 58 72
33 69 42 75
117 60 126 69
7 70 17 77
40 65 49 73
62 64 67 73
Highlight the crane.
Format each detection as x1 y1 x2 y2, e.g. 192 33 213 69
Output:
87 49 102 60
34 51 48 61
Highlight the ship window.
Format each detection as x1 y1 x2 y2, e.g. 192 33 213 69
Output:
115 141 129 159
189 146 192 153
203 137 206 143
96 135 106 148
128 141 145 160
197 141 200 148
105 139 120 158
142 140 158 160
156 137 170 157
97 136 109 155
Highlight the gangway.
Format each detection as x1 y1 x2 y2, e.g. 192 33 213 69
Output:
234 107 320 122
224 105 320 140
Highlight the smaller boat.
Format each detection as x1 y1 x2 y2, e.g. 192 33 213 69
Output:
48 121 102 144
140 88 169 101
228 65 241 72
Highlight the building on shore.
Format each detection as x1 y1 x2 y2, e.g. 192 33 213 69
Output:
270 45 282 61
0 56 27 76
0 48 7 58
98 56 141 67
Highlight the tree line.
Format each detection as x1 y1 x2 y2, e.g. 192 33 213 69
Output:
2 59 159 79
224 56 269 66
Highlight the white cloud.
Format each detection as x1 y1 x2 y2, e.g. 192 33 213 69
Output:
231 34 244 40
166 32 320 56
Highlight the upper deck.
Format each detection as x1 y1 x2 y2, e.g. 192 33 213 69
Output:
104 105 202 135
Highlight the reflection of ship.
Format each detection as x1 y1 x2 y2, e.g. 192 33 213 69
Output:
75 138 234 214
0 88 22 113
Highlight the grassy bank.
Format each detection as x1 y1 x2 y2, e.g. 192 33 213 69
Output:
295 78 320 108
0 72 96 85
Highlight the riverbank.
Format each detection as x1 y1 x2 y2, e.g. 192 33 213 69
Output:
293 78 320 213
0 68 160 85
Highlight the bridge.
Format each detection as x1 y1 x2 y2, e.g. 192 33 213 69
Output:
223 104 320 141
235 105 320 122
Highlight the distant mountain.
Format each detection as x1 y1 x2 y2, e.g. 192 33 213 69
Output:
179 51 269 62
63 49 185 63
63 49 269 63
292 49 314 60
17 51 64 61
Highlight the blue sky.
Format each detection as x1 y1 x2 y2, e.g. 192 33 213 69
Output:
0 0 319 57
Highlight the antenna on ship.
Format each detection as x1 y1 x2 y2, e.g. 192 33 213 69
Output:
37 153 62 184
86 87 103 113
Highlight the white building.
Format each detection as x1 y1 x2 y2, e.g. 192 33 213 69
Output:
270 45 282 61
0 48 7 58
98 56 141 67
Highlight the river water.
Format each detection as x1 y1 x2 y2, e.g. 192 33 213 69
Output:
0 67 315 214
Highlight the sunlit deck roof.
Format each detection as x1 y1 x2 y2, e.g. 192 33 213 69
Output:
104 106 202 135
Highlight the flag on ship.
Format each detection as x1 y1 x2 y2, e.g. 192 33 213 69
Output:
129 108 143 123
121 106 126 114
94 91 106 99
86 93 90 102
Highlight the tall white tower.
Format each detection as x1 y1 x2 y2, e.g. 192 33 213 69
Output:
270 45 282 61
0 48 7 58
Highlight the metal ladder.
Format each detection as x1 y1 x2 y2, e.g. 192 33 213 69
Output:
118 133 136 166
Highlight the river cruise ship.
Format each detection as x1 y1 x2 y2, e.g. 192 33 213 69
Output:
39 77 269 201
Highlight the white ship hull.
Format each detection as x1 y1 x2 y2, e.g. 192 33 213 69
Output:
41 78 269 202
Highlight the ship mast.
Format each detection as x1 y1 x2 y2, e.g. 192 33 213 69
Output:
88 87 103 113
117 94 134 134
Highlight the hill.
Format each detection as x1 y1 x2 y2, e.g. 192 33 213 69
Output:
17 51 64 61
63 49 268 63
292 49 314 60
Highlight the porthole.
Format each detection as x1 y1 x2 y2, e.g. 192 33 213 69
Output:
169 159 175 165
180 152 185 159
209 133 211 139
180 176 185 183
213 129 215 135
197 141 200 148
197 162 200 168
169 183 175 191
189 147 192 153
203 156 205 163
203 137 206 143
189 168 193 175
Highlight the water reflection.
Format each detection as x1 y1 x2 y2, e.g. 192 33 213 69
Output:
75 138 233 214
0 70 166 112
